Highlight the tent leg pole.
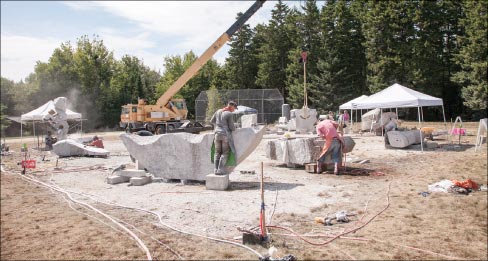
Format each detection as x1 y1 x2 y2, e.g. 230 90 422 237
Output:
442 105 447 141
418 107 423 151
380 110 383 137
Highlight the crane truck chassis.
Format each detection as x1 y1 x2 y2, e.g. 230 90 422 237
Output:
119 0 266 135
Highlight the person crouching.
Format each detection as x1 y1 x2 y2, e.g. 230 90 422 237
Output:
316 118 344 175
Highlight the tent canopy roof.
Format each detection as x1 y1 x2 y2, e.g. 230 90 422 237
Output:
351 83 443 109
21 99 81 121
339 95 369 110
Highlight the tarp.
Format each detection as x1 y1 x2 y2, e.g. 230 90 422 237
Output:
21 99 81 121
351 83 443 109
233 105 258 114
339 95 368 110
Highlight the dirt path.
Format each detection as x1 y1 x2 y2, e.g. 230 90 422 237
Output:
1 123 487 260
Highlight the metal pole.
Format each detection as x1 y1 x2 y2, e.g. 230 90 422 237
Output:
418 107 423 151
20 119 23 145
303 61 307 108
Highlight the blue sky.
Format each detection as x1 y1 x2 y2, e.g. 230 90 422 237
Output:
1 1 314 82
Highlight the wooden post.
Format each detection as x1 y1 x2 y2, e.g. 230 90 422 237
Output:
260 161 267 239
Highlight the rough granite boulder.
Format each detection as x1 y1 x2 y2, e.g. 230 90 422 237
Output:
53 139 110 157
266 136 355 165
387 130 422 148
120 126 265 181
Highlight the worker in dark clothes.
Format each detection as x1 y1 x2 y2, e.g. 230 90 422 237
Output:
210 101 237 175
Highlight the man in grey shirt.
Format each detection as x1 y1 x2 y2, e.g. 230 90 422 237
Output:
210 101 237 175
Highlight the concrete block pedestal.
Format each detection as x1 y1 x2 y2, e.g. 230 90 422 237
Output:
120 169 147 178
130 176 152 186
206 174 230 190
107 175 131 184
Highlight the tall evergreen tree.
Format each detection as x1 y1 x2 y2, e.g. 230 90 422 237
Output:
410 1 465 118
361 1 417 93
452 0 487 111
223 12 258 90
285 1 321 109
309 0 367 113
255 0 293 97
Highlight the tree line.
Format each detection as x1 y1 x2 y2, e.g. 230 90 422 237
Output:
1 0 486 133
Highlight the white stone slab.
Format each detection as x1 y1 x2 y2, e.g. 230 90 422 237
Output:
206 174 230 190
292 108 317 133
387 130 422 148
53 139 110 157
107 175 130 184
130 176 152 186
120 126 265 181
241 114 257 128
119 169 147 178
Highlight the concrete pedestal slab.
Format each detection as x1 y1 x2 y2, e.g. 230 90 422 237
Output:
120 169 147 178
107 175 130 184
206 174 229 190
130 176 152 186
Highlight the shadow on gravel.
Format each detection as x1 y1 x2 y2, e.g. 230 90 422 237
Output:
229 181 303 191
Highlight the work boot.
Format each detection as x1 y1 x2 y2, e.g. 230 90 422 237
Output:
316 161 322 174
217 154 228 175
215 169 226 175
334 163 340 175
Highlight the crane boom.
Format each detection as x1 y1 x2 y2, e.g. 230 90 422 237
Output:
156 0 266 106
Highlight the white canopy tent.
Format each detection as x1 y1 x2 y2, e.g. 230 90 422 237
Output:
350 83 446 151
339 95 369 131
20 99 82 147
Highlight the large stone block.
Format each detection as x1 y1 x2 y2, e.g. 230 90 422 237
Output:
266 137 316 165
107 175 130 184
205 174 230 190
53 139 110 157
241 114 257 128
120 126 265 181
387 130 422 148
130 176 152 186
292 108 317 133
266 136 355 165
119 169 147 178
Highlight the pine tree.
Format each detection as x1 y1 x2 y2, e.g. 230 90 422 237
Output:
361 1 417 93
452 0 487 111
285 1 321 109
255 0 293 97
309 0 367 113
224 12 258 90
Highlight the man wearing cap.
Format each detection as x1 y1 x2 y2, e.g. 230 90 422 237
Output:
210 101 238 175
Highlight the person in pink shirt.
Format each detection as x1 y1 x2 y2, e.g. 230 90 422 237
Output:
343 110 350 122
88 136 104 148
316 118 344 175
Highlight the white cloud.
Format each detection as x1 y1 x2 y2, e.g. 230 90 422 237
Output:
3 1 301 82
1 34 62 82
65 1 273 59
1 31 165 82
